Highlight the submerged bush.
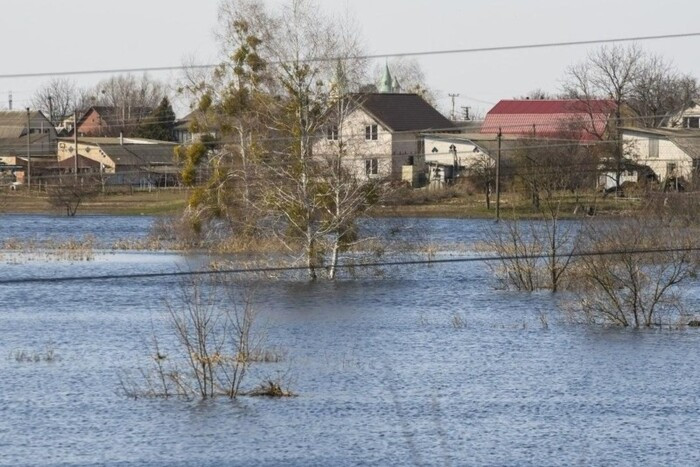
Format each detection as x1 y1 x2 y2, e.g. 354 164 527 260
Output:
119 276 291 400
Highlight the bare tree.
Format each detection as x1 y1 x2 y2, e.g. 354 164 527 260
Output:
563 44 700 190
563 44 644 193
573 214 698 327
81 74 168 135
628 55 698 128
46 176 99 216
465 153 496 210
119 277 276 400
31 79 79 125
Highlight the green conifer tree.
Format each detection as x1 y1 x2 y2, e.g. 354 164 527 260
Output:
135 97 176 141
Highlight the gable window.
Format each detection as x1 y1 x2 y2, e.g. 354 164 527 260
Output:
683 117 700 129
648 138 659 158
326 125 338 141
365 124 378 140
365 158 378 176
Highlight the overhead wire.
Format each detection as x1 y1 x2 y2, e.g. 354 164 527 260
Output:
1 31 700 80
0 245 698 286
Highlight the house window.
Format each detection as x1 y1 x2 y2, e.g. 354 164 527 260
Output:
407 156 414 166
667 162 677 176
365 124 378 140
648 138 659 158
683 117 700 129
365 158 378 176
326 125 338 141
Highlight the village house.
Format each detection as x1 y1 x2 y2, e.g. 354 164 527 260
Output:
423 99 620 186
314 91 454 186
312 63 455 186
664 99 700 129
620 126 700 184
480 99 617 140
173 110 219 144
56 136 180 187
73 106 153 137
0 110 57 186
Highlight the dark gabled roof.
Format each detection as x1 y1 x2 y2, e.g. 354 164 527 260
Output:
0 111 54 138
350 93 453 132
99 143 177 167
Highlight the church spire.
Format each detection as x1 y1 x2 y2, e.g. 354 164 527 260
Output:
379 62 394 93
331 60 348 99
392 76 401 94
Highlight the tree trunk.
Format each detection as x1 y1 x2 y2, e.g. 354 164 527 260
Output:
306 230 317 280
328 240 340 280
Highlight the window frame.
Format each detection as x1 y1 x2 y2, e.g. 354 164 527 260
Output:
365 158 378 176
683 116 700 129
326 125 339 141
648 138 659 158
365 124 378 141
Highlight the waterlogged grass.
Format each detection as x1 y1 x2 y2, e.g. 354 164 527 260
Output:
1 236 97 263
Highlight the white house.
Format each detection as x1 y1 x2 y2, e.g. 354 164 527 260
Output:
620 127 700 182
664 100 700 129
314 92 455 185
422 133 498 183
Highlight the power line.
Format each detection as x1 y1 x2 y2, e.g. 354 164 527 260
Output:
0 245 697 286
1 32 700 80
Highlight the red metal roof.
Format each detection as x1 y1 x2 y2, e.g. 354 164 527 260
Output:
481 99 616 141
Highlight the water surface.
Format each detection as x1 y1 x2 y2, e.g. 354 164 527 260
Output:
1 214 699 466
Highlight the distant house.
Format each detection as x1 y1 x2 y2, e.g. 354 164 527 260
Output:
664 99 700 129
620 127 700 183
0 110 57 185
481 99 617 141
173 110 218 144
56 136 180 186
314 93 454 184
422 132 523 184
74 106 153 137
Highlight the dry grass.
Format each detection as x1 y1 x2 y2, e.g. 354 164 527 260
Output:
247 379 295 398
1 236 96 262
11 343 59 363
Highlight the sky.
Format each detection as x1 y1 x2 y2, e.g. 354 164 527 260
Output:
1 0 699 118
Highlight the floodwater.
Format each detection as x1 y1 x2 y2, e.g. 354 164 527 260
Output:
1 215 700 466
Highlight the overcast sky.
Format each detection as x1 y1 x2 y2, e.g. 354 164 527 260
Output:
1 0 699 117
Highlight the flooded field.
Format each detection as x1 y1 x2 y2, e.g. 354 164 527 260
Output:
1 215 700 466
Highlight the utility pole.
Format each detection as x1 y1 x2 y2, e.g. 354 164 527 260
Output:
26 108 32 191
461 106 471 121
74 110 79 182
448 93 460 121
8 91 12 110
496 127 502 221
47 95 53 125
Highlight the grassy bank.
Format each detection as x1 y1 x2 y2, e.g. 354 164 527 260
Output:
1 187 640 218
0 189 189 216
374 191 642 219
